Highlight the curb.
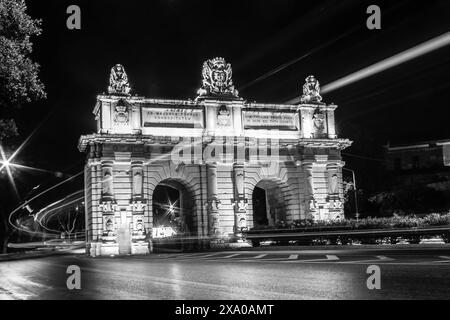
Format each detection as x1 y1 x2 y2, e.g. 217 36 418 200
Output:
0 247 83 262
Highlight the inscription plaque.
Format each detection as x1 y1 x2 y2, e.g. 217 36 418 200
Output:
243 111 298 131
142 106 204 128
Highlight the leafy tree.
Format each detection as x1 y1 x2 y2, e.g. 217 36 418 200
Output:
0 0 45 253
0 0 45 136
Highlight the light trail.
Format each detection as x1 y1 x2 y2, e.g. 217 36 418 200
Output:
238 28 356 91
33 190 84 234
286 31 450 104
7 170 84 234
0 161 65 175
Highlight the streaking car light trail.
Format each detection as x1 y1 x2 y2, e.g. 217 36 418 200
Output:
6 151 182 237
33 190 84 234
286 31 450 104
8 171 84 234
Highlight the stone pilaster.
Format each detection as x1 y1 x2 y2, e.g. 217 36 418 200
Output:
207 163 220 235
131 160 144 200
302 161 316 219
233 163 248 237
326 162 339 197
99 200 116 243
326 161 345 219
101 160 114 201
327 109 337 139
99 160 116 243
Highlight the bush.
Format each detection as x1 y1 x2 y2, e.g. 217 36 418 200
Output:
250 213 450 231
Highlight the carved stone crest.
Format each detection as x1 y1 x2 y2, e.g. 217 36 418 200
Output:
328 199 343 209
301 75 322 103
217 105 231 127
108 64 131 96
236 212 247 230
208 198 221 211
329 174 339 195
197 57 239 97
210 212 220 235
309 199 316 211
313 108 326 133
131 200 146 212
114 99 129 125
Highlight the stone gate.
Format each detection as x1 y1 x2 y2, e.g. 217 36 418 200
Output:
78 58 352 256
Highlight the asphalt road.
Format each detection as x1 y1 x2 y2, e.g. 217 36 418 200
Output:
1 247 450 300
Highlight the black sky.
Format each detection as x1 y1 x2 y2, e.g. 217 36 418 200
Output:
7 0 450 190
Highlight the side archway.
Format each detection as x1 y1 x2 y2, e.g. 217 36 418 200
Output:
244 164 297 229
251 179 287 228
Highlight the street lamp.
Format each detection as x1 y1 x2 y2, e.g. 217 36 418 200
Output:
1 159 10 169
342 167 359 221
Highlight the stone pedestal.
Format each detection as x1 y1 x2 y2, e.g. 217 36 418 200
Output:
131 242 150 255
100 243 120 256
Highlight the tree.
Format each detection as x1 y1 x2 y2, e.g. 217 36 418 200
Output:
0 0 45 136
368 186 448 216
0 0 46 253
57 207 84 243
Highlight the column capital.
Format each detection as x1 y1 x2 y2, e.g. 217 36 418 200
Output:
233 162 245 169
326 160 345 168
100 159 114 166
301 160 315 168
206 161 218 168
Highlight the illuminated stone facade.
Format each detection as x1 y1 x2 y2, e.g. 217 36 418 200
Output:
78 59 352 256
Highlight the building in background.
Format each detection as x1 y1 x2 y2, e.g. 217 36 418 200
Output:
78 59 352 256
385 139 450 190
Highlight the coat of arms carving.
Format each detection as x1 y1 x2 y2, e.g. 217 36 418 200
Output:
217 105 231 127
197 57 239 97
114 99 129 125
313 108 326 134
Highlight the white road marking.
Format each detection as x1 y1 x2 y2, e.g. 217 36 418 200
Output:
221 254 240 259
429 256 450 263
161 252 223 261
339 255 395 264
278 255 340 263
376 255 394 261
198 253 222 258
151 252 450 266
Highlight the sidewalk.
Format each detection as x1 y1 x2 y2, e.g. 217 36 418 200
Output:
0 247 85 262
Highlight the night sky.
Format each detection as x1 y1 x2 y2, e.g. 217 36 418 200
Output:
7 0 450 194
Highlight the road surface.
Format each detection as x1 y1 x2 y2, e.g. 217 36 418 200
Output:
0 247 450 299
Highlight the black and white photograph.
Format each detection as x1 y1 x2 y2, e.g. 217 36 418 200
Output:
1 0 450 307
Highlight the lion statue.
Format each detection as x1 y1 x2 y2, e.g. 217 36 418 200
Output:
301 75 322 103
108 64 131 95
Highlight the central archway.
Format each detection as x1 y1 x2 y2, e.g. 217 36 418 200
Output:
251 180 287 228
152 179 195 238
